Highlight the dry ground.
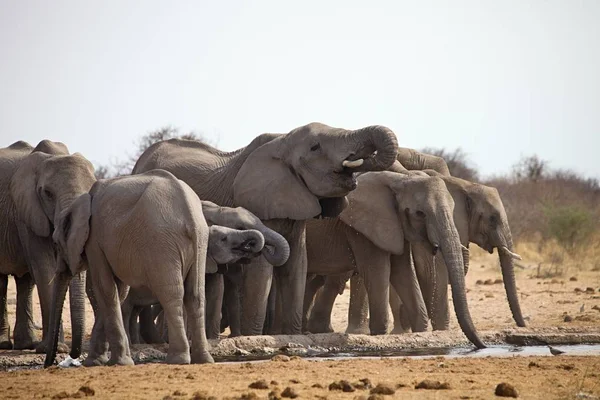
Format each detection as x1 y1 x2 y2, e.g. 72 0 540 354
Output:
1 244 600 399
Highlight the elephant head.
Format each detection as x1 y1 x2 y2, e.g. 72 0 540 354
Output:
201 201 290 266
8 150 97 368
339 171 485 348
233 122 399 220
434 173 525 328
207 225 266 272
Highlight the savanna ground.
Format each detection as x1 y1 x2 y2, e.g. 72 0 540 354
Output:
1 243 600 399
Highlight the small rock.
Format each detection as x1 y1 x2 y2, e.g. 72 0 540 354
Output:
239 393 259 400
289 379 301 384
353 378 373 390
495 382 518 397
311 383 324 389
558 364 575 370
271 355 291 362
249 380 269 389
173 390 187 396
476 280 484 285
52 392 70 399
329 381 355 392
234 348 251 356
191 392 217 400
586 287 595 294
367 395 384 400
528 361 541 368
494 279 503 284
484 279 494 285
564 315 573 322
592 305 600 311
415 380 451 390
271 381 279 386
78 386 95 396
551 278 559 284
369 383 395 395
575 288 582 293
281 387 299 398
485 293 494 298
268 389 281 400
570 276 578 281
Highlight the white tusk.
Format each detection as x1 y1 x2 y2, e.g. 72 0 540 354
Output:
461 244 469 251
501 246 522 260
342 158 364 168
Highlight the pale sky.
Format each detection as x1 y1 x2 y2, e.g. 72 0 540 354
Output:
1 1 598 178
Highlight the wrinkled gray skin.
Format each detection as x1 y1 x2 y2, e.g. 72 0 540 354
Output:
132 122 399 335
304 172 485 348
45 170 215 367
344 149 525 332
0 140 93 359
125 200 290 343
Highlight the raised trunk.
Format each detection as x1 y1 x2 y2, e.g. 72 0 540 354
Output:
68 271 86 359
497 226 526 327
44 271 70 368
231 229 265 253
258 228 290 266
352 126 399 172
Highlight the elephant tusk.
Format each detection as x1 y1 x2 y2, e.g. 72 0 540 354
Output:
342 158 364 168
432 244 439 256
501 246 522 260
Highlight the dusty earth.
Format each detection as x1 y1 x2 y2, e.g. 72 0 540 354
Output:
1 246 600 399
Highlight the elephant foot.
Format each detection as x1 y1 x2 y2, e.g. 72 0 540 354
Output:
107 355 135 366
83 354 109 367
391 326 410 334
166 351 191 365
13 338 39 350
35 341 69 354
191 351 214 364
345 326 370 335
0 339 13 350
306 322 333 334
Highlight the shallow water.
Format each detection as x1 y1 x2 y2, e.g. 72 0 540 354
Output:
4 344 600 371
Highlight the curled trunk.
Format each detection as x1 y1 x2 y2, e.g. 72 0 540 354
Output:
258 228 290 266
44 271 70 368
497 228 526 327
68 271 86 359
352 126 399 172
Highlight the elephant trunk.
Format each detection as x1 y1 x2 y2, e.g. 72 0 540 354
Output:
68 271 86 359
430 212 485 349
44 265 70 368
462 245 470 276
258 228 290 267
232 229 266 253
350 126 399 172
496 225 526 327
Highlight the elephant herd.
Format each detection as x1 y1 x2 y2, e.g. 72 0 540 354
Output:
0 122 525 368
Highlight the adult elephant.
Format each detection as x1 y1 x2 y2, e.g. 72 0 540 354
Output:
342 171 525 333
0 140 95 357
126 201 290 342
304 172 485 348
132 122 399 335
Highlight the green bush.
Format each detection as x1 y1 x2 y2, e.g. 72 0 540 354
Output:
543 205 596 256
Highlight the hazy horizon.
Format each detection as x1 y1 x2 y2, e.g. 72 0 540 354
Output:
1 1 598 179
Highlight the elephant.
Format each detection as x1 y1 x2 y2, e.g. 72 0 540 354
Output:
396 147 451 176
303 171 485 348
0 140 95 357
132 122 399 335
124 201 290 343
340 171 526 333
45 169 215 367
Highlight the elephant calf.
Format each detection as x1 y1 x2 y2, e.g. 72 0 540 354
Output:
45 169 215 367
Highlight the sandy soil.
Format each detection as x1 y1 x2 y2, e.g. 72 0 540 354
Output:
1 247 600 399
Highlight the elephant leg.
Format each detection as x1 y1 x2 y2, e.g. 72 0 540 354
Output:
307 275 344 333
263 279 278 334
349 236 390 335
121 296 134 345
84 317 109 367
389 286 410 334
87 246 133 366
183 262 213 364
346 274 369 334
129 306 142 344
0 274 11 349
240 258 273 336
224 267 242 337
205 273 224 339
389 247 429 332
302 274 325 332
139 305 165 344
155 285 189 364
13 273 37 349
272 221 306 335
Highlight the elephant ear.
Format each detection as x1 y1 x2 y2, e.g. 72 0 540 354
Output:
53 193 92 275
10 151 52 237
205 258 218 274
340 172 405 254
233 139 321 220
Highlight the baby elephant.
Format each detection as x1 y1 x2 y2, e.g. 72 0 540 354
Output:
45 169 216 367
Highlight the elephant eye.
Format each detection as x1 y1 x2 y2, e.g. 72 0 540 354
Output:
310 143 321 152
221 236 227 242
415 210 426 218
489 215 498 225
43 189 54 199
236 226 245 230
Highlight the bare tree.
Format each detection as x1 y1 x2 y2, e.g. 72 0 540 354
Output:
512 155 547 183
